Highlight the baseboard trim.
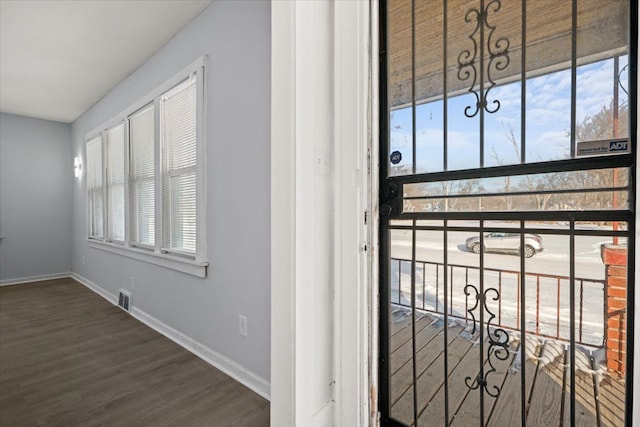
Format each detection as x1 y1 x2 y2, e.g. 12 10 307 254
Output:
70 273 118 305
130 306 271 401
0 272 72 286
70 272 270 401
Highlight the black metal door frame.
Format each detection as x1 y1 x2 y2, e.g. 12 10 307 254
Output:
378 1 638 425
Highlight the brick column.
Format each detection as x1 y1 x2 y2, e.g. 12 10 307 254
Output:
600 243 627 377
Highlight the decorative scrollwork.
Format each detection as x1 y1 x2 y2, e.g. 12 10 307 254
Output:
618 63 629 96
464 284 480 334
464 284 511 398
457 0 510 118
457 8 481 118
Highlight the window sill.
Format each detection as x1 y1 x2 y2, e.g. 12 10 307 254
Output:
87 240 208 278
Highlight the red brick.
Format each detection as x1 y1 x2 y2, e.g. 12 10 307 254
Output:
606 328 626 339
607 340 626 354
608 361 625 374
607 265 627 277
601 245 628 266
607 348 625 360
607 330 628 342
607 338 625 353
606 349 625 360
607 287 627 298
607 360 625 373
605 246 628 380
608 298 627 310
607 276 627 288
606 359 621 370
607 317 626 331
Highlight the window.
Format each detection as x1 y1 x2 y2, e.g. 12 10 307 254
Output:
161 76 197 254
129 104 155 247
87 136 103 239
85 58 206 276
106 123 125 242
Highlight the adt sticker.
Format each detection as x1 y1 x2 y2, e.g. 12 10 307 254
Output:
390 151 402 165
577 138 630 156
609 140 628 152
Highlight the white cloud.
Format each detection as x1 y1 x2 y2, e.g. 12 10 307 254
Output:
528 130 570 161
387 55 627 172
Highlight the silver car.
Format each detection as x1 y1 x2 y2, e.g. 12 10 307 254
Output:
465 232 543 258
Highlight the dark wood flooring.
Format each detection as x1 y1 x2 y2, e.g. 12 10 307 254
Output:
389 310 625 427
0 278 269 427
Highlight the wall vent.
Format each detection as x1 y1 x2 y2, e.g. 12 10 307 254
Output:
118 289 132 312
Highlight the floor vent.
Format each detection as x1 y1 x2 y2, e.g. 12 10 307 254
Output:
118 289 132 312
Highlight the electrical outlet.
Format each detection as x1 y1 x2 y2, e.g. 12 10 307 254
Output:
130 277 135 290
82 256 86 265
239 315 248 337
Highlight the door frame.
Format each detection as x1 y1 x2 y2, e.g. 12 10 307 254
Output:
270 1 376 425
375 1 639 426
270 2 639 427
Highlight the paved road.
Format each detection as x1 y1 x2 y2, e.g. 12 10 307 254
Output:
387 227 625 346
389 229 619 279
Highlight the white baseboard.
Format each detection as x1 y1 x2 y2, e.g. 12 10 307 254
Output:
70 272 270 401
0 272 71 286
70 273 118 305
130 306 271 400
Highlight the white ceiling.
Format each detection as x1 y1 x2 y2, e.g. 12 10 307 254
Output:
0 0 212 123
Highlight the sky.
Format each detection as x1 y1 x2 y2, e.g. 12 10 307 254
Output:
389 55 630 174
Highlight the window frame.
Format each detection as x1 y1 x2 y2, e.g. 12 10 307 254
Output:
105 121 126 243
86 135 104 240
84 57 207 277
128 102 156 250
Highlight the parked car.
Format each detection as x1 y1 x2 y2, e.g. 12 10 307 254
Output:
465 232 544 258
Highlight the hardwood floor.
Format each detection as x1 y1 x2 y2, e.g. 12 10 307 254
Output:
0 278 269 427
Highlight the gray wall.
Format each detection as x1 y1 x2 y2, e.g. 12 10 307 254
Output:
71 1 271 384
0 113 72 282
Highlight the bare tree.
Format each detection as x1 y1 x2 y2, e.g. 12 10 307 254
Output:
574 101 629 211
499 125 555 211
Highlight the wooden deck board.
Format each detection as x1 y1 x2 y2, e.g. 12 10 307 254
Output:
450 337 518 426
415 331 477 426
391 315 442 374
525 340 566 427
391 314 433 353
391 323 464 424
599 373 626 427
486 336 541 427
390 321 449 405
388 312 628 426
563 349 598 426
391 311 412 336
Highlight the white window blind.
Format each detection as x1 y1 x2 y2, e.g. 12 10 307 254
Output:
160 76 197 254
84 58 206 275
129 104 155 247
106 124 125 242
87 136 104 239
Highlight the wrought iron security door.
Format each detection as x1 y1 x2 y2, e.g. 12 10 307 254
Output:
378 1 636 426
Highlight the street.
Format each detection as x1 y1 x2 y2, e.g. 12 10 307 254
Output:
387 226 626 347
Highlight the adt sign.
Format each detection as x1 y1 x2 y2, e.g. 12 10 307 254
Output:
609 140 628 152
577 139 630 157
390 150 402 165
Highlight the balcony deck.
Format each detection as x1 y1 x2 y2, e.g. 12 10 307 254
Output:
388 309 625 427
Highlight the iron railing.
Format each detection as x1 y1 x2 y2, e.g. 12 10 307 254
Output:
390 257 606 347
